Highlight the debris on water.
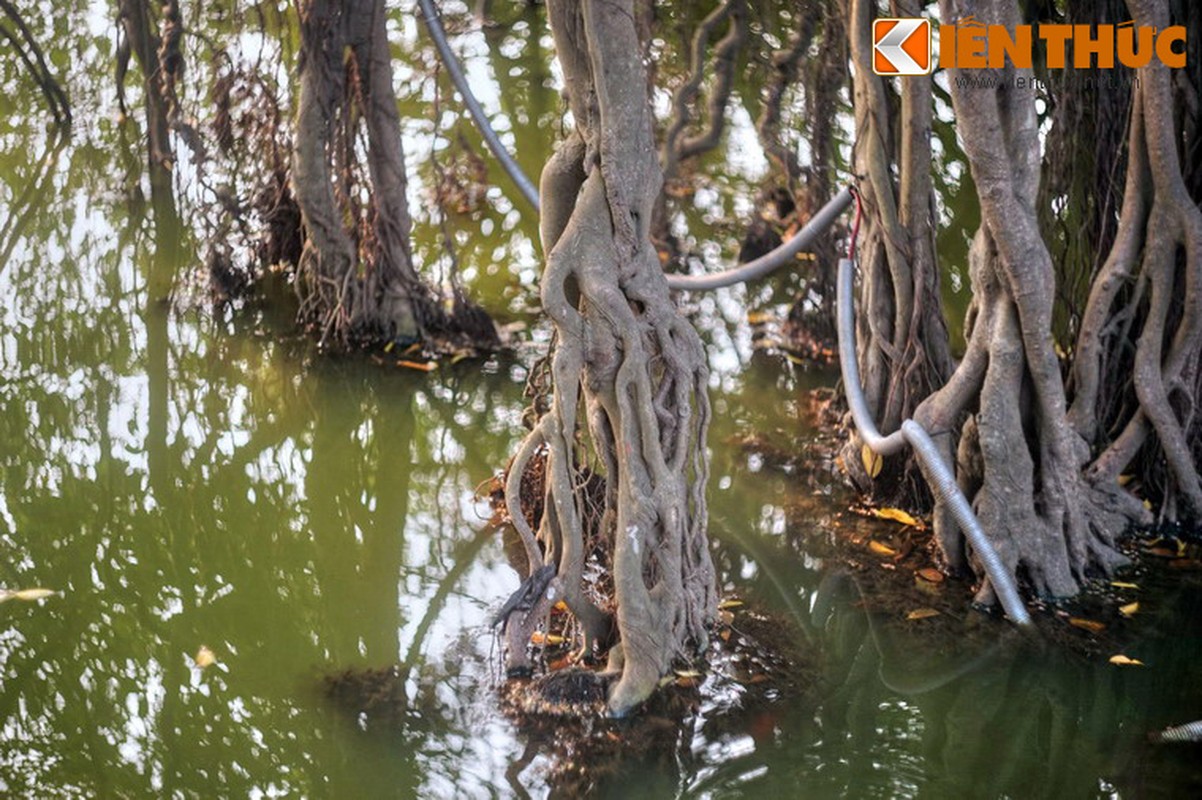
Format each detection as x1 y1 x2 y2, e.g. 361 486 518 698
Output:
194 645 217 668
0 588 56 603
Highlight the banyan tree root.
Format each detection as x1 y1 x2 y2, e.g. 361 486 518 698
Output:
916 0 1136 601
501 0 717 717
1068 0 1202 525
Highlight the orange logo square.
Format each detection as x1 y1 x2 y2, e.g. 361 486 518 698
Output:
872 18 933 76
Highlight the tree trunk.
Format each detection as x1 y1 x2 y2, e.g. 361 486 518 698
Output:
502 0 717 717
842 0 954 507
293 0 496 350
926 0 1135 599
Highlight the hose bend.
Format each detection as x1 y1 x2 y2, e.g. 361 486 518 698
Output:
837 257 1031 626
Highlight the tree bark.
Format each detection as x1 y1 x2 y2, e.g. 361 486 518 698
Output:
503 0 717 717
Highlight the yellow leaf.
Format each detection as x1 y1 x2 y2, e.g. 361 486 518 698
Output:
530 632 565 646
1111 581 1139 590
0 588 56 603
916 568 944 584
194 645 216 669
1119 601 1139 618
383 341 395 353
746 311 774 325
861 445 883 479
718 599 744 610
1108 654 1144 666
868 540 898 557
1143 499 1153 511
906 608 941 620
1117 474 1134 487
396 359 436 372
674 669 703 678
1068 617 1106 634
872 507 921 527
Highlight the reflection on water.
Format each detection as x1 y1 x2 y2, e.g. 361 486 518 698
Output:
1 1 1200 797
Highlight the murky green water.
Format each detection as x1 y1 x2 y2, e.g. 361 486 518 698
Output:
2 2 1200 797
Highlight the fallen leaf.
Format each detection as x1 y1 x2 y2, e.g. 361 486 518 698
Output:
674 669 703 678
917 568 945 584
746 311 774 325
718 598 744 610
906 608 941 621
194 645 216 669
719 629 732 642
1119 601 1139 618
869 540 898 557
1143 499 1153 511
1108 654 1145 666
1111 581 1139 590
1068 617 1106 634
718 609 735 626
861 445 883 479
1117 474 1134 487
383 341 395 353
871 507 922 527
530 632 565 646
396 359 436 372
0 588 56 603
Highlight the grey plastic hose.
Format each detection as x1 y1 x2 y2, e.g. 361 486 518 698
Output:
417 0 542 211
664 187 853 291
837 256 1031 626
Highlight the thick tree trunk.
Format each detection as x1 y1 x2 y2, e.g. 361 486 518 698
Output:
293 0 483 348
502 0 717 717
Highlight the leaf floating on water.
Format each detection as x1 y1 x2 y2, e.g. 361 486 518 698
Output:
917 568 945 584
718 598 744 610
396 359 436 372
194 645 216 669
1108 654 1145 666
868 540 898 557
906 608 941 621
872 507 922 527
1068 617 1106 634
1119 601 1140 618
1111 581 1139 590
0 588 57 603
861 445 883 479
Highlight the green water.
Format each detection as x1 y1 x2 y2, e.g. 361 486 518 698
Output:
2 2 1200 797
